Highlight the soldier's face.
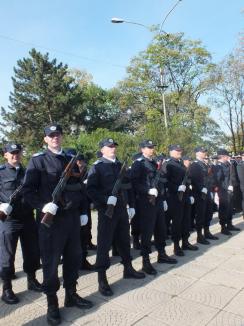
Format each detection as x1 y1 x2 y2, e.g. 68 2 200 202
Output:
101 145 117 158
44 132 62 151
141 147 155 158
170 149 182 159
196 151 207 160
4 151 22 166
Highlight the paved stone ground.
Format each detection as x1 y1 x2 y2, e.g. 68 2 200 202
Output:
1 212 244 326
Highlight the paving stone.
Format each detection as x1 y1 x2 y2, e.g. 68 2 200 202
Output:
201 268 244 290
111 287 172 314
148 297 218 326
224 290 244 317
179 280 238 309
133 316 169 326
220 256 244 273
168 261 211 279
146 273 196 295
207 311 244 326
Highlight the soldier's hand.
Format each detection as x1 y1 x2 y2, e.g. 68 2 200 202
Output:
127 207 135 220
201 187 208 194
42 202 58 215
163 200 168 211
0 203 13 216
107 196 117 206
228 185 233 192
178 185 186 192
148 188 158 197
80 214 88 226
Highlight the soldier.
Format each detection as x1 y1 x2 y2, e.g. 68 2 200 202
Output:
86 138 145 297
23 124 93 325
164 146 198 257
0 143 42 304
236 152 244 218
188 147 218 244
130 140 177 275
213 149 240 234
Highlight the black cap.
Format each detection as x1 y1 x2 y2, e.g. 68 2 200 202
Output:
194 146 208 153
182 155 192 161
217 148 230 156
4 143 22 153
139 140 156 148
44 124 63 136
99 138 118 148
168 144 182 151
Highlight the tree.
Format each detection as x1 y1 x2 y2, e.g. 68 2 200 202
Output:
210 52 244 153
118 30 221 147
1 48 82 148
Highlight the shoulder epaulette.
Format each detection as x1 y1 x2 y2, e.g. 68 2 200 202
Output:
32 152 45 157
194 160 198 163
165 158 171 162
136 157 144 161
0 164 6 170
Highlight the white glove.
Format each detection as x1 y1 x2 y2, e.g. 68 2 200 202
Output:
190 196 195 205
210 192 214 200
0 203 13 216
201 187 208 194
80 214 88 226
83 179 88 184
148 188 158 197
178 185 186 192
127 208 136 220
107 196 117 206
163 201 168 211
42 202 58 215
228 185 233 192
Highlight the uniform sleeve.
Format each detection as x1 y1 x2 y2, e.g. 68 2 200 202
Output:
237 163 244 192
86 164 108 206
130 161 149 195
188 163 204 192
212 165 223 188
22 158 46 210
163 162 179 193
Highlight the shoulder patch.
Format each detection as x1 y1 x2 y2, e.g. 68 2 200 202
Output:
194 160 198 163
32 152 45 157
94 159 103 165
136 157 144 161
0 164 6 170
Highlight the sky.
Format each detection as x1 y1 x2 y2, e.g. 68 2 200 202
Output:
0 0 243 112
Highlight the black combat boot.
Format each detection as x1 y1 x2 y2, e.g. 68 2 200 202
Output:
227 223 240 231
197 229 210 245
111 244 119 257
182 239 199 251
204 227 219 240
221 225 232 235
142 256 157 275
27 272 43 292
47 294 61 326
98 271 113 296
64 285 93 309
158 250 178 264
123 263 145 279
132 235 141 250
1 280 19 304
174 241 184 256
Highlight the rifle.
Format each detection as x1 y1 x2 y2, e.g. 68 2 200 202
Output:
105 157 128 219
178 168 189 201
41 153 79 228
148 159 164 206
0 184 24 221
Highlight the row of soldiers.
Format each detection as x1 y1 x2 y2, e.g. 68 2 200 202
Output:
0 123 244 326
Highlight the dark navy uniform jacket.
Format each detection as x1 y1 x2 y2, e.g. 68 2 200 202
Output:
188 159 210 193
237 161 244 192
23 149 87 213
0 163 31 219
87 157 134 209
213 162 231 191
130 156 165 199
162 157 187 194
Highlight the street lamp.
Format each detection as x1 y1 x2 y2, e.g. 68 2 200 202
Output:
111 17 150 30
